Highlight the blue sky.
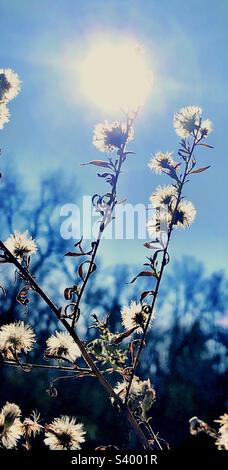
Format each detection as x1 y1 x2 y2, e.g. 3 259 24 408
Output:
0 0 227 273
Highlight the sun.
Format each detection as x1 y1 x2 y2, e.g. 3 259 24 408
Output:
78 40 153 112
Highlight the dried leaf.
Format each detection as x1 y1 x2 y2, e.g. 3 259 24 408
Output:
129 271 157 284
64 287 74 301
114 327 136 344
190 165 211 174
78 261 97 281
140 290 155 302
81 160 111 168
198 143 214 149
144 242 160 250
16 286 30 306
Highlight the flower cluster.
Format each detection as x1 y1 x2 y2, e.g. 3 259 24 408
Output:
146 105 212 238
93 121 134 152
0 68 20 129
45 331 81 363
113 377 156 419
0 321 35 360
0 401 84 450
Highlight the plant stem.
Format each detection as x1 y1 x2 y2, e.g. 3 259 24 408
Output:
71 140 124 328
124 136 197 407
1 360 94 373
0 239 150 449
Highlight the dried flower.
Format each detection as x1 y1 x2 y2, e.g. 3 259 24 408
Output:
140 379 156 417
113 377 156 418
121 301 153 332
173 106 202 138
0 103 10 129
148 151 177 175
150 185 178 208
0 402 23 449
113 377 142 401
198 119 213 139
0 68 21 104
215 414 228 450
4 230 37 260
173 200 196 228
189 416 208 435
0 321 35 358
1 402 21 428
23 411 43 438
46 331 81 363
147 209 171 237
44 415 86 450
93 121 134 152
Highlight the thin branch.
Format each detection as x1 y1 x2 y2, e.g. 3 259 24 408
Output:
1 360 93 374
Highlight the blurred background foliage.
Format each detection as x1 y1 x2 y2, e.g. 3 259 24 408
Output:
0 171 227 450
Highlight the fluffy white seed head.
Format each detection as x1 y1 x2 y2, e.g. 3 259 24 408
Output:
44 415 86 450
46 331 81 363
93 121 134 152
0 68 21 104
0 321 35 357
148 151 177 175
4 231 37 260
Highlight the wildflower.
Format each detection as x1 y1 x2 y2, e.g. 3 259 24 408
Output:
113 377 142 401
93 121 134 152
172 200 196 228
0 68 21 104
46 331 81 363
215 414 228 450
147 210 171 237
198 119 213 139
173 106 202 138
148 151 177 175
44 416 86 450
4 230 37 260
1 402 21 427
121 301 153 332
0 402 23 449
23 411 43 438
150 185 178 208
0 321 35 358
0 103 10 129
113 377 156 418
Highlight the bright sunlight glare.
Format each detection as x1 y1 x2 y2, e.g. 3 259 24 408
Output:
78 41 153 112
